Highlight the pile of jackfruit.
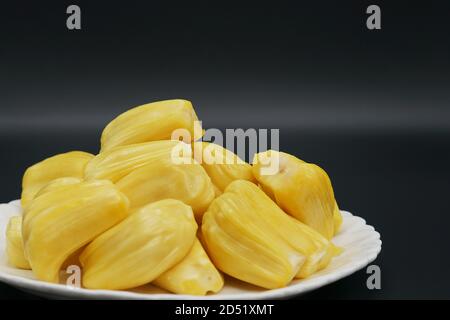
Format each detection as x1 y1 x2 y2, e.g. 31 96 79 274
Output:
5 99 343 295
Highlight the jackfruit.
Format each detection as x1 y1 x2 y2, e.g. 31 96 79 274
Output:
202 180 310 289
252 150 336 239
193 142 255 192
333 201 343 235
61 246 85 270
116 159 215 220
212 184 223 197
217 180 338 279
85 140 188 183
153 239 224 295
22 180 129 283
21 151 93 208
33 177 82 199
100 99 203 152
80 199 197 290
5 216 30 269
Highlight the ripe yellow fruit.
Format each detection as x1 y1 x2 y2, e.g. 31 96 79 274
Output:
202 180 316 289
100 99 203 152
5 216 30 269
22 180 129 283
84 140 186 183
10 97 347 293
33 177 82 199
211 180 338 279
21 151 93 208
192 142 255 192
252 150 336 239
333 201 343 235
116 159 215 220
154 239 224 295
80 199 197 290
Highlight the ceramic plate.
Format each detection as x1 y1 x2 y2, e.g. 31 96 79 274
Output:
0 200 381 299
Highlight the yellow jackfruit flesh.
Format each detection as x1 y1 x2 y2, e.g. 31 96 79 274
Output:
116 159 215 220
80 199 197 290
22 180 129 283
61 246 86 270
21 151 93 207
100 99 203 152
11 98 345 292
223 180 339 278
6 215 85 271
5 216 30 269
193 142 255 192
153 239 224 295
212 184 223 197
33 177 82 199
252 150 336 239
84 140 187 183
333 201 343 235
202 180 310 289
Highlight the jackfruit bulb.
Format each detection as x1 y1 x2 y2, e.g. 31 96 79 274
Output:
100 99 203 152
5 216 30 269
116 158 215 220
21 151 93 208
202 180 340 285
153 239 224 295
193 141 256 192
80 199 197 290
84 140 187 183
22 179 129 283
253 150 337 239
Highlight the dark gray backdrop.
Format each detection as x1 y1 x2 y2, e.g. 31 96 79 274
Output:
1 0 449 299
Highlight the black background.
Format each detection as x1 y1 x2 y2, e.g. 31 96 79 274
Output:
1 0 449 299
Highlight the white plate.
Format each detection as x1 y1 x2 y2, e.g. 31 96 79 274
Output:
0 200 381 300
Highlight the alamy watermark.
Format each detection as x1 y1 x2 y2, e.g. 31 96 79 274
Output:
170 121 281 176
366 5 381 30
366 264 381 290
66 264 81 288
66 5 81 30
